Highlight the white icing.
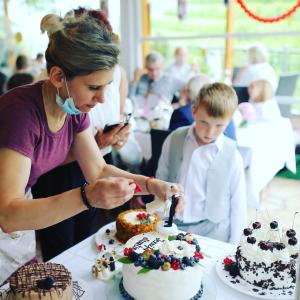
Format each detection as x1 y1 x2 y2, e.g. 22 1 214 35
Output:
122 232 203 300
123 211 156 225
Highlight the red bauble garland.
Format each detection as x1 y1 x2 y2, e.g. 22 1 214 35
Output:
236 0 300 23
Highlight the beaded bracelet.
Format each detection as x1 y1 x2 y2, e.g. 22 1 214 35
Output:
145 176 155 195
80 182 94 209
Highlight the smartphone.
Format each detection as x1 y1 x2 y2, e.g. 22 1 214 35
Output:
103 113 132 133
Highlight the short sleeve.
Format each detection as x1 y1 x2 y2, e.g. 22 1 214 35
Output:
0 101 40 160
72 113 90 134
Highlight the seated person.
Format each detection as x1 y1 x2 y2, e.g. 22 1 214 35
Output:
129 51 185 106
169 75 237 141
157 82 247 244
233 42 278 93
248 79 281 122
165 47 198 83
6 73 34 90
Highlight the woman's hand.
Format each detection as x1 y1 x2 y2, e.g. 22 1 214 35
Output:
85 177 135 209
112 123 131 149
147 178 184 215
94 124 124 149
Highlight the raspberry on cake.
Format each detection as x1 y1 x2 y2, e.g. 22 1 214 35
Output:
115 209 161 243
118 232 205 300
9 263 72 300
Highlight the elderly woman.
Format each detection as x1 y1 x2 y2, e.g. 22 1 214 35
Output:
0 11 183 285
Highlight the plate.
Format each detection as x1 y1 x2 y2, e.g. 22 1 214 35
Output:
215 257 295 299
0 279 90 300
105 272 216 300
94 222 124 256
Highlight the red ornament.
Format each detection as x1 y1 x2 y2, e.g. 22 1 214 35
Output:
124 247 133 257
194 252 204 259
97 244 106 252
236 0 300 23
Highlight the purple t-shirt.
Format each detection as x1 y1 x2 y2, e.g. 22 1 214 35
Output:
0 81 90 191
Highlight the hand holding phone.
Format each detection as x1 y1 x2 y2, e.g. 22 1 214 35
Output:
103 113 132 133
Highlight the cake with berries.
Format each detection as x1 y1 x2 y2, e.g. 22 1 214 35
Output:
116 209 161 243
225 221 299 291
9 263 72 300
119 232 205 300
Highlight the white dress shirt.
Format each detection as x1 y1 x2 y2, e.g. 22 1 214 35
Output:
156 125 247 244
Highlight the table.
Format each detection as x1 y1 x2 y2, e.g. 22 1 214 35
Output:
50 226 258 300
236 117 296 208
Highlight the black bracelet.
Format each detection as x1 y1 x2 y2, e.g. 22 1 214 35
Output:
80 183 94 209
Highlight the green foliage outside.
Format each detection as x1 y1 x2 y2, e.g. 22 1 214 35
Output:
149 0 300 95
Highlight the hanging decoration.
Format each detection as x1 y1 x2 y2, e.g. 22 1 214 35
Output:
178 0 188 20
236 0 300 23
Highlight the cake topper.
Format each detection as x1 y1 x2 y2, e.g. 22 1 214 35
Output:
164 194 179 228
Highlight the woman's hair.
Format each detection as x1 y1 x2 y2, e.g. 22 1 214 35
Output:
249 79 273 103
40 11 119 79
195 82 238 118
248 43 269 64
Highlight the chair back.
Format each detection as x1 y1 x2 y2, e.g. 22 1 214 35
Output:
276 74 299 96
144 129 171 176
233 86 249 104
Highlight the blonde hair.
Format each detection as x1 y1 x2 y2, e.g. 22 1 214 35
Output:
249 80 273 103
195 82 237 118
40 12 119 79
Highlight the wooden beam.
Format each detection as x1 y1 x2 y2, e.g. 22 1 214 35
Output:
141 0 150 68
224 0 236 82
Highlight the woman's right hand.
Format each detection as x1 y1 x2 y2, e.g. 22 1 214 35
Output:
94 125 124 149
85 177 136 209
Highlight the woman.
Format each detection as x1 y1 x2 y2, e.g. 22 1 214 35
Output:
0 11 183 284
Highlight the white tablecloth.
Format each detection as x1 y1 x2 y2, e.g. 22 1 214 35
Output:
50 227 257 300
236 117 296 208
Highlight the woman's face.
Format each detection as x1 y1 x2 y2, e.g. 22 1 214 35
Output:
66 68 114 113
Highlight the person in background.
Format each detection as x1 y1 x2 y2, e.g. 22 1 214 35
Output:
129 51 185 104
15 55 29 73
6 73 34 90
169 75 237 141
157 83 246 244
0 11 183 284
165 47 198 83
28 53 46 79
248 79 281 122
233 43 278 93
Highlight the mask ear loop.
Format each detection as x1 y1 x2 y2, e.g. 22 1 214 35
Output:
64 76 71 98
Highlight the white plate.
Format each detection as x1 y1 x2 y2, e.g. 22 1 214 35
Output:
215 257 295 299
0 279 90 300
105 272 216 300
94 222 124 256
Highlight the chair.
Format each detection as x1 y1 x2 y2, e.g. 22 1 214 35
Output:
276 74 299 96
143 129 171 177
233 86 249 104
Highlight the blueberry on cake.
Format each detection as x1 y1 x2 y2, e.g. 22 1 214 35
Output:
225 221 298 291
9 263 72 300
118 232 205 300
116 209 161 243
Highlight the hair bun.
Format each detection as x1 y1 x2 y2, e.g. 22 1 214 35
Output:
40 14 63 37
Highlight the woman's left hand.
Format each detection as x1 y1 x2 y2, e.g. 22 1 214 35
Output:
147 178 184 215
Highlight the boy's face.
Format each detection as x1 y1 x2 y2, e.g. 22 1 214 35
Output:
192 105 231 145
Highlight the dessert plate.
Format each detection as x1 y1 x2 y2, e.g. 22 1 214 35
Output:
215 258 295 300
94 222 124 256
105 272 216 300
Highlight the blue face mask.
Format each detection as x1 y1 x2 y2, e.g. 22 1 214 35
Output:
56 79 81 115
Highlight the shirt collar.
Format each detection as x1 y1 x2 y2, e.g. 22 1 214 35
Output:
186 124 224 151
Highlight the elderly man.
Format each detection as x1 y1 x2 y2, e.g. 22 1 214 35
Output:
129 51 185 103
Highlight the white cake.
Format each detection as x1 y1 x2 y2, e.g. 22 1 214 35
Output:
226 221 299 291
119 232 205 300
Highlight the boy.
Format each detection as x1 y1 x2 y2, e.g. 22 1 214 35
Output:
156 82 246 244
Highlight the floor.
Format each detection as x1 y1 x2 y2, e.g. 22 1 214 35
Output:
247 177 300 234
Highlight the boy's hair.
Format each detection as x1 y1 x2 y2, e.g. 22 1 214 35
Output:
249 79 273 103
195 82 237 118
